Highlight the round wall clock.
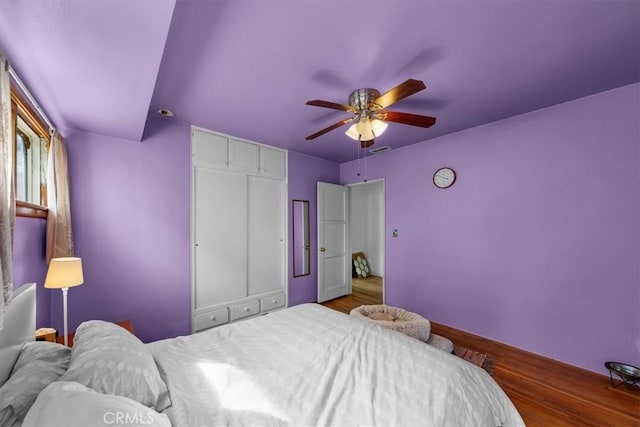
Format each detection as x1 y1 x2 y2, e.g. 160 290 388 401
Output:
433 167 456 189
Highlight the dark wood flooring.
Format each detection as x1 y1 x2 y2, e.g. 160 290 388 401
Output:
321 275 383 313
321 284 640 426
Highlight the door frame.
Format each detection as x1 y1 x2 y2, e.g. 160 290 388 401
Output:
347 178 385 303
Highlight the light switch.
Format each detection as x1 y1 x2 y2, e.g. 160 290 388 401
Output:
392 229 398 238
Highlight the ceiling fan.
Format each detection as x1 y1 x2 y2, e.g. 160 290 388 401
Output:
305 79 436 148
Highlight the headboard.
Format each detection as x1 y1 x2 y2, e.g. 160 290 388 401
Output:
0 283 36 386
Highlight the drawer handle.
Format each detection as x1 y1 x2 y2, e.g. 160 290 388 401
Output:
210 316 216 321
272 299 278 304
245 307 251 312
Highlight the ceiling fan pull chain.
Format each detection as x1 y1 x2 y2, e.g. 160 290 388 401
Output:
365 150 368 182
356 137 362 177
363 147 368 182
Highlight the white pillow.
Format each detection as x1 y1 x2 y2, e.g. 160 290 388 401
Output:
0 342 71 424
60 320 171 411
23 381 171 427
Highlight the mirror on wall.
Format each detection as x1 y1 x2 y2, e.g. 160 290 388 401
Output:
293 200 310 277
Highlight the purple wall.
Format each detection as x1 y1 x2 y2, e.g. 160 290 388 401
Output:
61 116 191 342
29 82 637 376
60 117 339 342
288 151 340 305
340 83 640 374
13 217 49 328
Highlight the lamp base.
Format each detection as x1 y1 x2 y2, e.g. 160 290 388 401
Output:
61 287 69 347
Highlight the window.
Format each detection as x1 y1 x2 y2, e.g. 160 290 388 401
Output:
11 89 50 218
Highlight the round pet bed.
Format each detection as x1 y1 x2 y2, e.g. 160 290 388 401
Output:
349 304 431 341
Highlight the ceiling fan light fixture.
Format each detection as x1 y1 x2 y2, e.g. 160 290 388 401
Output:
345 122 360 141
345 118 388 142
371 119 388 137
306 79 434 144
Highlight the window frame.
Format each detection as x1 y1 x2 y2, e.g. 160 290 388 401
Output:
10 87 50 219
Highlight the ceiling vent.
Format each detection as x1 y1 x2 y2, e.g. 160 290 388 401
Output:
369 146 392 154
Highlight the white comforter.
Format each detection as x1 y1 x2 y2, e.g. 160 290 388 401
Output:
149 304 524 427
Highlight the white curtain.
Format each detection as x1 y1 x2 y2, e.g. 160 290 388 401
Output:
0 51 15 329
46 131 74 262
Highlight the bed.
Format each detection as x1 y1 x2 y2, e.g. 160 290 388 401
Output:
0 283 525 426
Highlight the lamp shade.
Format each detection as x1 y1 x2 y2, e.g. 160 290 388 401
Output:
45 257 84 289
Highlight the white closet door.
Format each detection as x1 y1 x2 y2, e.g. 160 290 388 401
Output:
194 168 247 309
247 176 285 295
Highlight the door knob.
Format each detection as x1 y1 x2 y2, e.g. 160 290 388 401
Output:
319 247 326 252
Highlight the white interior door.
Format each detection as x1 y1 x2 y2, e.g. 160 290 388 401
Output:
317 182 350 303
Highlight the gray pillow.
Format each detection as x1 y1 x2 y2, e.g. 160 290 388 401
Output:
60 320 171 411
0 341 71 424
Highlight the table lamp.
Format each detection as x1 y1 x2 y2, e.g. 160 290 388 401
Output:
45 257 84 346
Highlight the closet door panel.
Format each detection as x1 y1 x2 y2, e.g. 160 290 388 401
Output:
229 139 260 173
247 176 285 295
192 130 228 169
260 146 286 179
194 168 247 309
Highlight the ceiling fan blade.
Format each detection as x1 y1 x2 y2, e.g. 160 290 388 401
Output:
306 117 355 140
306 99 355 112
380 111 436 128
373 79 426 109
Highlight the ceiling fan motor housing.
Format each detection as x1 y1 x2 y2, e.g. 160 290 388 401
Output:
349 88 382 116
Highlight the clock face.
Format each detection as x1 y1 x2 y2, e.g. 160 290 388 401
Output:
433 167 456 188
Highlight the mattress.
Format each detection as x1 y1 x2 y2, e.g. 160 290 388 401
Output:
149 303 524 426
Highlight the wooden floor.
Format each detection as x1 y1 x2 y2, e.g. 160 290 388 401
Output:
321 283 640 426
321 275 383 313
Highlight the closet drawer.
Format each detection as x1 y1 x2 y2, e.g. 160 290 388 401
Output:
229 300 260 321
194 308 229 331
261 293 285 312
